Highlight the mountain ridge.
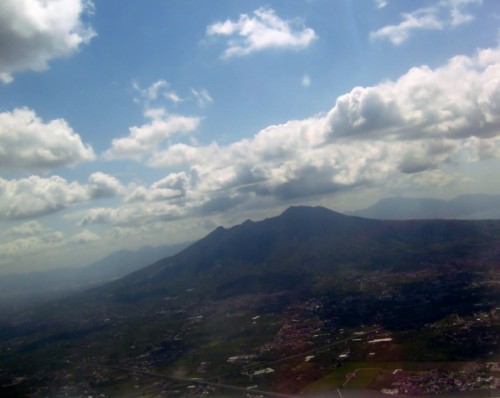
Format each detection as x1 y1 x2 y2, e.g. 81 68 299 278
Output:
88 205 500 303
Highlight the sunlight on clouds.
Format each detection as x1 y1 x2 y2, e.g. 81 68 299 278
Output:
87 172 124 199
105 79 203 162
88 46 500 227
0 108 95 171
126 172 188 203
0 0 95 82
103 110 201 161
0 173 123 220
206 7 317 58
325 47 500 141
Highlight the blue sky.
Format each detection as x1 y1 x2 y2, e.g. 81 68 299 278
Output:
0 0 499 274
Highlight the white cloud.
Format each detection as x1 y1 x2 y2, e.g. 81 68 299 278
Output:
79 47 500 226
0 107 95 172
0 172 124 220
207 7 317 58
324 47 500 141
370 0 481 45
104 109 201 161
126 172 188 203
0 175 87 220
0 0 95 83
87 172 124 199
148 142 220 168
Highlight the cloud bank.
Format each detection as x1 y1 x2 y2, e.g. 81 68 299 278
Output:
86 47 500 227
4 47 497 230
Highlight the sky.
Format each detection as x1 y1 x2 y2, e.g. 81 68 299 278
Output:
0 0 499 275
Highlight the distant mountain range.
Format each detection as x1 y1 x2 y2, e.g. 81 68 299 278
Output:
348 194 500 220
0 242 189 309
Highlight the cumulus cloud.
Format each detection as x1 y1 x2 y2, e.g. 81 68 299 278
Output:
87 172 124 199
0 172 123 220
206 7 317 58
79 46 500 226
0 0 95 83
104 108 201 161
370 0 481 45
324 47 500 141
126 172 188 203
0 107 95 171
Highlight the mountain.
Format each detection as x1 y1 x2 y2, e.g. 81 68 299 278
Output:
98 205 499 302
348 194 500 220
0 242 189 310
1 207 499 397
